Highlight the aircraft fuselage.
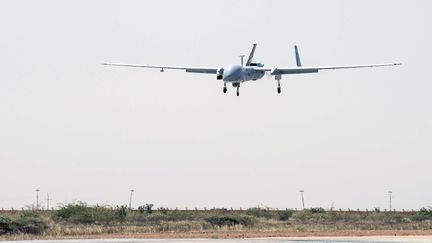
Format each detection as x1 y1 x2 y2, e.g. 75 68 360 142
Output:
222 64 265 83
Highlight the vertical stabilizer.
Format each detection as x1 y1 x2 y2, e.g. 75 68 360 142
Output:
246 43 257 66
295 45 302 67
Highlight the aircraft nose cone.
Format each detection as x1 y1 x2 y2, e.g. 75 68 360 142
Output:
223 65 242 81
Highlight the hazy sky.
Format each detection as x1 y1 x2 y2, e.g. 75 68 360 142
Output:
1 0 431 210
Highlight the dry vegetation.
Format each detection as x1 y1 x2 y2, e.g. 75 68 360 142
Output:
1 203 432 240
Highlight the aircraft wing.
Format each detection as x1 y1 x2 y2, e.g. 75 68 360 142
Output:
103 63 218 74
255 63 401 75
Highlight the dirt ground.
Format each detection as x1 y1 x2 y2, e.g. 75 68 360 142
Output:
3 230 432 241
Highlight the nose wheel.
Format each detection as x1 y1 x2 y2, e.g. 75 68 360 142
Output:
223 83 227 93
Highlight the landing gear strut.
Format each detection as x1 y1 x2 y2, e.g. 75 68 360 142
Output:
223 83 227 93
232 83 240 96
275 74 282 94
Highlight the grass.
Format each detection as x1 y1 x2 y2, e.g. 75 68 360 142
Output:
1 203 432 239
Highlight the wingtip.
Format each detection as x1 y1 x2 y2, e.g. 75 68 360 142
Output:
395 63 402 66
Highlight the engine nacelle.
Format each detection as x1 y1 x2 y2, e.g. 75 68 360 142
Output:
216 68 224 80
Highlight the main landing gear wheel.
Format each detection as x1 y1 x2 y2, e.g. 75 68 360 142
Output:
223 84 227 93
236 86 240 96
276 75 282 94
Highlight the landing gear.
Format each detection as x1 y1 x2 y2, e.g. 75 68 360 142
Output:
223 83 227 93
232 83 240 96
275 74 282 94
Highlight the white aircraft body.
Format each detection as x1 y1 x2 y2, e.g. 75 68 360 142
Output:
104 44 400 96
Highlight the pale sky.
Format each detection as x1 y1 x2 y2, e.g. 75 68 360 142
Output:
1 0 431 210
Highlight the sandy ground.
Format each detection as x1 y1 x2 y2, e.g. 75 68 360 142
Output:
3 231 432 242
3 236 432 242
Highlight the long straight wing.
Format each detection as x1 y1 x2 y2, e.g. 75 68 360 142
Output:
255 63 401 75
103 63 218 74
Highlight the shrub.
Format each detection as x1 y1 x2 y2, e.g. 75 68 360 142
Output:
368 212 403 224
411 208 432 221
15 216 49 234
56 203 116 224
246 207 273 219
310 207 325 214
292 210 312 222
278 210 293 221
56 203 95 224
205 215 255 227
116 205 128 221
138 212 170 222
138 204 154 214
0 215 48 235
157 207 169 215
167 210 195 221
0 216 16 234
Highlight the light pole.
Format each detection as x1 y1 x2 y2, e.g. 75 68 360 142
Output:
129 189 134 210
35 189 40 210
46 193 52 210
388 191 393 211
299 190 305 210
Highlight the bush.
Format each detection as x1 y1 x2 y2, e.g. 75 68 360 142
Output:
368 212 403 224
157 207 169 215
0 217 16 234
56 203 117 224
310 207 325 214
116 205 128 220
15 216 49 234
278 210 293 221
138 212 170 222
138 204 154 214
205 215 255 227
166 210 195 221
0 215 48 235
56 203 95 224
246 207 273 219
411 208 432 221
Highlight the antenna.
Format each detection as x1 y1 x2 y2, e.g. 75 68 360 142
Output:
239 55 245 66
